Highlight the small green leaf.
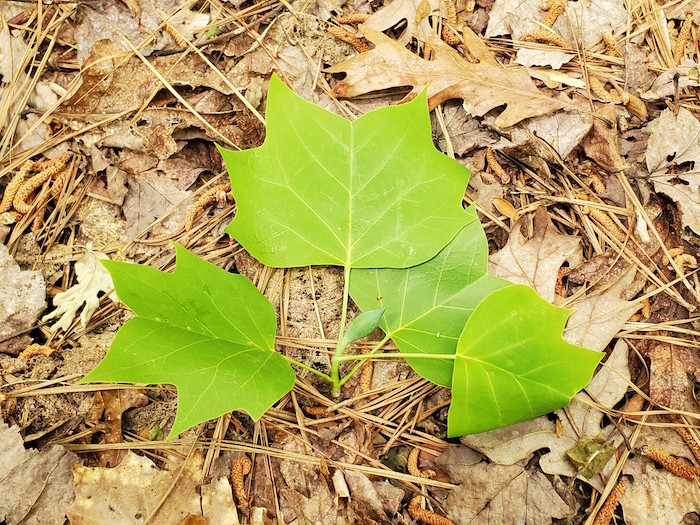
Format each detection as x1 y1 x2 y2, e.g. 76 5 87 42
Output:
80 244 295 438
350 212 510 386
566 434 616 479
340 308 385 347
448 285 603 437
220 74 472 269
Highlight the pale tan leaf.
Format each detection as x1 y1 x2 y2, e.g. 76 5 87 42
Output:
621 456 700 525
327 25 572 128
201 478 240 525
66 451 203 525
364 0 440 45
489 207 581 302
564 268 640 351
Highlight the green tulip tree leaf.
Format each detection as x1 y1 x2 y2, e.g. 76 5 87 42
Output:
81 244 295 438
448 285 603 437
219 74 472 269
350 210 510 386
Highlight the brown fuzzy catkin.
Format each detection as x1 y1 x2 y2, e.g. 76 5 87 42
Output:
674 253 697 269
0 161 33 213
589 76 622 103
335 13 370 24
13 169 53 214
642 445 700 480
675 421 700 463
592 478 627 525
486 148 510 183
51 164 72 198
524 28 571 48
673 12 693 65
19 343 55 360
407 448 435 478
164 22 188 47
184 182 232 231
602 30 619 56
586 170 606 194
442 0 461 45
304 405 326 416
542 0 564 27
640 297 651 318
231 455 252 507
408 495 454 525
359 359 373 394
583 207 627 242
662 247 685 265
327 26 370 52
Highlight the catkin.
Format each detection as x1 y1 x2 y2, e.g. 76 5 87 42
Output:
486 148 510 183
0 161 33 213
642 445 700 480
673 12 693 65
542 0 564 27
327 26 370 52
442 0 461 45
408 495 454 525
408 448 436 478
602 30 619 56
184 182 232 231
525 28 571 48
662 247 685 265
336 13 370 24
231 455 252 507
592 478 627 525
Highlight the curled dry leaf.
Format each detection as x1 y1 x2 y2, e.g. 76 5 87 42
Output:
327 25 571 128
363 0 440 45
489 207 581 302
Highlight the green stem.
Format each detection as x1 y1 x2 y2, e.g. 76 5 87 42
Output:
330 265 352 396
334 352 456 363
337 335 390 389
284 356 332 382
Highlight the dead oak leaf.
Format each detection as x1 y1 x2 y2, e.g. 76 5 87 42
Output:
327 25 571 128
489 207 581 302
363 0 440 46
621 456 700 525
646 108 700 235
66 451 203 525
438 462 573 525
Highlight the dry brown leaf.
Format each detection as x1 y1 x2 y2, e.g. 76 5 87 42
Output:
564 268 641 351
621 455 700 525
582 103 629 172
363 0 440 45
437 462 573 524
280 482 337 525
525 110 593 159
489 207 581 302
647 344 691 410
66 451 203 525
462 340 629 492
97 389 149 468
0 422 79 525
327 25 571 128
646 108 700 235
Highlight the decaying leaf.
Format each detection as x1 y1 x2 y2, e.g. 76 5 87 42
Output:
97 389 149 468
646 107 700 235
363 0 439 45
438 461 574 524
582 103 629 172
327 25 572 128
566 434 617 479
66 451 203 525
0 422 78 525
201 478 240 525
489 207 581 302
564 268 641 351
621 456 700 525
525 110 593 160
41 248 118 332
462 340 630 491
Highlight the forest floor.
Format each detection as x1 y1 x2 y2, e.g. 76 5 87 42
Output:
1 0 700 523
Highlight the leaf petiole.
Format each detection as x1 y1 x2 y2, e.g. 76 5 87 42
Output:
334 352 457 363
330 265 352 396
283 355 333 382
337 334 390 388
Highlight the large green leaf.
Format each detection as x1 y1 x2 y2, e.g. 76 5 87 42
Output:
81 244 295 438
219 74 472 269
448 285 603 437
350 211 509 387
